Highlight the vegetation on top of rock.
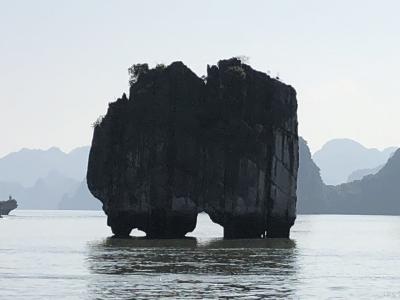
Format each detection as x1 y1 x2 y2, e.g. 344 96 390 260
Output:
128 63 149 86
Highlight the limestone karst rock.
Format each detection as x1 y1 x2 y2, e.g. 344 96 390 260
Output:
87 58 299 238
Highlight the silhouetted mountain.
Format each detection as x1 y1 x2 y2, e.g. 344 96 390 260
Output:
313 139 397 185
0 181 24 202
0 146 93 209
297 138 400 214
326 149 400 214
58 180 101 210
296 138 328 213
0 146 90 187
0 171 80 209
347 165 382 182
347 150 397 182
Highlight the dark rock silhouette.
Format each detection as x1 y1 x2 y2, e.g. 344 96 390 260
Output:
0 196 18 215
87 58 299 238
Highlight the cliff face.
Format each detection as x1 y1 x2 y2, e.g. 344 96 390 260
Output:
87 58 299 238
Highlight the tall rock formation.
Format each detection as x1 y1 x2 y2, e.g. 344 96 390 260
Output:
87 58 299 238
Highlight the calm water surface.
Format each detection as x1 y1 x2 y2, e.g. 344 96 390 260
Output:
1 211 400 299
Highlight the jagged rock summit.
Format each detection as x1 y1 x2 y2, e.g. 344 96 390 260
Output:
87 58 299 238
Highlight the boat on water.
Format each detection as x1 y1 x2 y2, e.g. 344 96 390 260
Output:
0 196 18 215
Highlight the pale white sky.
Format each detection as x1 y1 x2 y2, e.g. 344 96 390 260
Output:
1 0 400 157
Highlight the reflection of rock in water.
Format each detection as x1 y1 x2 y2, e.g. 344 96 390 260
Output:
86 238 298 298
99 236 199 250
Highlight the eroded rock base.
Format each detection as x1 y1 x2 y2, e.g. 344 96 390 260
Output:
108 211 198 239
108 211 292 239
266 221 292 238
222 214 266 239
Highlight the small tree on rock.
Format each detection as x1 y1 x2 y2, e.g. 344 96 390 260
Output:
128 63 149 86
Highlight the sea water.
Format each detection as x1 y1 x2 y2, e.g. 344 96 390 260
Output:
1 210 400 299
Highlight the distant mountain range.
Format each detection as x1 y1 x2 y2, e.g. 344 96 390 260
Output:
325 149 400 214
0 146 90 187
0 146 100 210
1 138 399 214
313 138 397 185
299 139 400 214
58 179 101 210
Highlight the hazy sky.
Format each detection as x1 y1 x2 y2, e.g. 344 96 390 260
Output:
1 0 400 157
